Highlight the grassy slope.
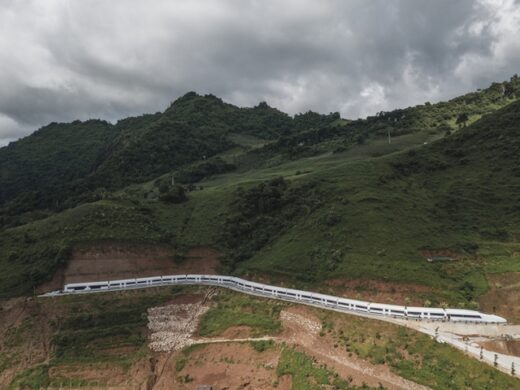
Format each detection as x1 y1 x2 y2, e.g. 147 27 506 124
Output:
1 101 520 308
239 101 520 304
1 80 520 307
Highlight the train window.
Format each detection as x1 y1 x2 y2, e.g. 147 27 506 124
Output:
371 308 383 312
152 279 161 282
327 300 336 304
338 302 349 306
137 281 146 284
72 286 86 290
302 295 312 299
408 311 421 315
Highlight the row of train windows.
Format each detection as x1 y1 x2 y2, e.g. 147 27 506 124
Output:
61 285 482 321
63 283 479 319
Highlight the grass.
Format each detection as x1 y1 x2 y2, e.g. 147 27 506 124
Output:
4 286 190 389
8 364 50 390
276 346 380 389
198 289 284 336
317 308 520 390
250 339 275 352
49 288 183 366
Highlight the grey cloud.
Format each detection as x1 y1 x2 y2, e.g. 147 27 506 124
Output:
0 0 519 145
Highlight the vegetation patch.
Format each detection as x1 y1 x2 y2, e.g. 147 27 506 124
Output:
198 289 284 337
318 309 520 390
276 346 380 389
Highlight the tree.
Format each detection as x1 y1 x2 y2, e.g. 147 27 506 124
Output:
456 113 469 128
159 185 187 203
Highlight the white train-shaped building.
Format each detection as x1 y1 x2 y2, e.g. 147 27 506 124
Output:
43 274 507 324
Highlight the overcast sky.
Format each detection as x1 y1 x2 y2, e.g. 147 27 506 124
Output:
1 0 519 145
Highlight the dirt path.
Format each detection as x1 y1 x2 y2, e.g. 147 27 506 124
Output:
279 307 431 390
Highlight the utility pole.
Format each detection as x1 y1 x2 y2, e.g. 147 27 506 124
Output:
387 128 391 144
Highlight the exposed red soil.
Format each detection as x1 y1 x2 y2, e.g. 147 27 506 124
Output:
172 342 289 390
219 325 253 339
419 249 460 260
480 272 520 324
48 364 127 385
37 244 220 293
0 298 53 387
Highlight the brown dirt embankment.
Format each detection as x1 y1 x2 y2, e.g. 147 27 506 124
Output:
37 244 220 293
480 272 520 324
324 278 432 306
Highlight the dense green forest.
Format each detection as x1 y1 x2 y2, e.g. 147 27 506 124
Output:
1 76 520 302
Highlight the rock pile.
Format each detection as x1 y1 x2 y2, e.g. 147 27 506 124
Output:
147 303 210 352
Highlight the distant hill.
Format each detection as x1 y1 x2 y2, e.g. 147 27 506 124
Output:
242 75 520 163
0 93 340 217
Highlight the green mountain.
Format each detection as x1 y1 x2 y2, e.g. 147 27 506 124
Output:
0 93 340 224
1 77 519 303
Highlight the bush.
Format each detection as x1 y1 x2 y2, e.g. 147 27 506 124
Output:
159 185 188 203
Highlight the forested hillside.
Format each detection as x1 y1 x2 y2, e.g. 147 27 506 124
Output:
0 93 340 223
0 77 519 303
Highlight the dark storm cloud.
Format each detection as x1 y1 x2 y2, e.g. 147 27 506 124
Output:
1 0 519 145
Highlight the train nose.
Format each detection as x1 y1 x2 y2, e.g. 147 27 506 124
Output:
489 314 507 324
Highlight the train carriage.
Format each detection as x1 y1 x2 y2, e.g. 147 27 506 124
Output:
57 274 506 324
